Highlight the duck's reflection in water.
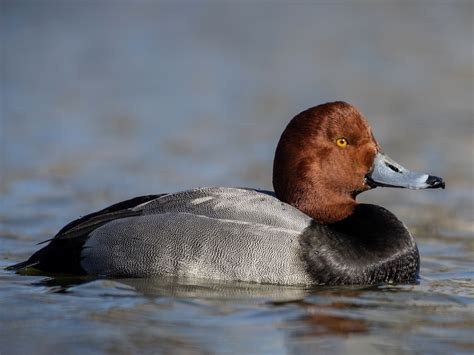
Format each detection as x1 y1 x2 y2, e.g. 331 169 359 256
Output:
272 289 368 338
37 276 369 348
113 277 313 301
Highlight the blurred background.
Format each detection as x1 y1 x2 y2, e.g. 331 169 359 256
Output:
1 1 473 354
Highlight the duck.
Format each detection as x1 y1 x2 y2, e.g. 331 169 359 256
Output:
6 101 445 285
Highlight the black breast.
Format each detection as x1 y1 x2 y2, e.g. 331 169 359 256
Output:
299 204 420 285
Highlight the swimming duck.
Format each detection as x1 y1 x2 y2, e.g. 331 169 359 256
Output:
6 102 445 285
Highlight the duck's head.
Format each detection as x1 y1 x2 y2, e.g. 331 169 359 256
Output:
273 101 445 224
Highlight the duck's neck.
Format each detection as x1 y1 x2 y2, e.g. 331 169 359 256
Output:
277 184 357 224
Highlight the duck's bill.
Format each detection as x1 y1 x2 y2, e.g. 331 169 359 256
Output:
365 152 445 190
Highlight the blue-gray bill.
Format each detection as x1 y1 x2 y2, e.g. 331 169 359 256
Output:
365 152 445 189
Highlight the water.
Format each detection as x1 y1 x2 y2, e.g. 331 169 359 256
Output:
1 1 473 354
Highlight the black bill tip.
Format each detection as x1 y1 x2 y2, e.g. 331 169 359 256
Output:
426 175 445 189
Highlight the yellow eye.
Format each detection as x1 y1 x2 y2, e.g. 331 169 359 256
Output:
336 138 348 148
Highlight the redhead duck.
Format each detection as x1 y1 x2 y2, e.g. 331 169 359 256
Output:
6 102 445 285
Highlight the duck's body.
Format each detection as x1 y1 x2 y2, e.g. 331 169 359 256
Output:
25 188 312 283
7 102 443 285
12 187 419 285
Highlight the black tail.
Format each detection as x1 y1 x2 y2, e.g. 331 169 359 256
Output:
5 238 88 275
5 259 39 271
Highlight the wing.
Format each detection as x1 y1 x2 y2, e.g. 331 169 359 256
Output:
133 187 310 232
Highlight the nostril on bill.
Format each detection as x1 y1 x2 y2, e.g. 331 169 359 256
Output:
386 163 401 173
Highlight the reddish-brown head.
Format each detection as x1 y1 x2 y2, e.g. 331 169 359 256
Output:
273 102 380 224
